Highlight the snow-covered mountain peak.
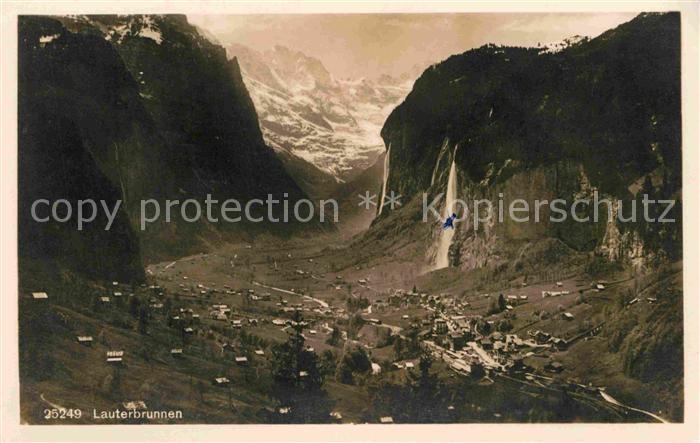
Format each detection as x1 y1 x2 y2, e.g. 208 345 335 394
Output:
227 43 413 181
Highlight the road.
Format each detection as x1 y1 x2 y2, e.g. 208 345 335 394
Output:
425 337 667 423
600 390 668 423
252 281 330 308
40 393 66 412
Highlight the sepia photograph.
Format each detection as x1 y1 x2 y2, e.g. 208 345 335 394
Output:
1 1 699 441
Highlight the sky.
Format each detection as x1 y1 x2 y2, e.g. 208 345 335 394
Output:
187 13 639 80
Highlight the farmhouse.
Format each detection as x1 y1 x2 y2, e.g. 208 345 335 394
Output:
77 336 93 345
106 352 123 364
170 348 183 357
122 400 147 411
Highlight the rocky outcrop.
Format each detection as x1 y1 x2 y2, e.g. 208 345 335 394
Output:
379 12 681 270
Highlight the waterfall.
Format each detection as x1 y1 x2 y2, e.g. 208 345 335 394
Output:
378 143 391 216
430 138 450 186
434 145 459 269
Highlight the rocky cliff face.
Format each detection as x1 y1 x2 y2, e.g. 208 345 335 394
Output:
379 12 681 270
19 15 311 283
227 43 412 194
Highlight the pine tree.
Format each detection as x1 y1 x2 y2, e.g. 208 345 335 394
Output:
138 305 149 334
270 311 331 423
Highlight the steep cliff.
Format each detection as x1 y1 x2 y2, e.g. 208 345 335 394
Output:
379 12 681 268
19 15 311 284
370 12 683 418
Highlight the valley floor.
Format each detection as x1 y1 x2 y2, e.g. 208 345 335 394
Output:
18 232 683 424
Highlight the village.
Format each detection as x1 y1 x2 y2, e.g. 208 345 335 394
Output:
23 238 667 423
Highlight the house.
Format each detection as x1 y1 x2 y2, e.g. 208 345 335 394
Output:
183 327 194 334
235 356 249 365
299 370 309 377
449 331 466 351
596 283 606 291
31 292 49 300
519 295 529 302
106 351 124 364
371 363 382 375
545 361 564 373
533 330 551 344
171 348 183 357
255 349 265 356
77 336 93 346
211 311 227 321
99 296 111 303
550 337 568 351
404 361 415 369
563 312 575 321
122 400 147 411
433 318 448 334
213 377 230 386
330 411 343 420
114 292 123 298
450 360 471 375
379 416 394 424
231 320 243 328
647 297 658 304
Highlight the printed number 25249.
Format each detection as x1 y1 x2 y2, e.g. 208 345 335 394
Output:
43 408 82 420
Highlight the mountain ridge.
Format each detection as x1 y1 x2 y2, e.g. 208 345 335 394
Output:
19 14 315 285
